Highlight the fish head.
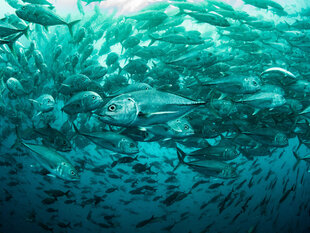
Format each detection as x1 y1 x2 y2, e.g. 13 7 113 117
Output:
96 95 138 126
272 94 286 107
118 137 139 154
6 77 18 90
55 136 72 152
6 77 24 94
168 118 194 138
244 76 261 93
16 5 34 20
135 83 152 91
41 95 55 112
82 92 103 110
220 166 238 179
58 161 80 181
274 133 288 147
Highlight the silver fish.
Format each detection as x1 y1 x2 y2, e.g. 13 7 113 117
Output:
96 90 205 126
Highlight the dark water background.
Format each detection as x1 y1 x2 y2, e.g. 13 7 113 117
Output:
1 0 310 232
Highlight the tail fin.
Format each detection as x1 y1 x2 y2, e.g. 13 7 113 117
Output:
22 25 30 39
67 20 81 36
148 34 159 46
293 151 301 171
72 122 81 135
0 38 15 55
174 146 187 171
296 135 303 152
64 190 70 198
11 127 23 149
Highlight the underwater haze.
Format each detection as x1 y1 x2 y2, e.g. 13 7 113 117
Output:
1 0 310 232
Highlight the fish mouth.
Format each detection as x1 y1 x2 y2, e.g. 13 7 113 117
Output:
71 177 80 181
130 148 139 154
61 148 72 152
96 113 113 120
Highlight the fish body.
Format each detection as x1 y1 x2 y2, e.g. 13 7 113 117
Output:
202 75 261 94
34 125 72 152
19 140 79 181
140 118 194 140
62 91 103 115
22 0 53 6
176 147 237 178
0 21 29 38
72 123 138 154
6 77 27 96
96 90 205 126
189 145 240 161
237 92 286 110
29 94 55 113
16 5 79 34
188 12 230 27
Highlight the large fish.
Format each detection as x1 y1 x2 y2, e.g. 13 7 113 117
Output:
15 129 79 181
33 124 72 152
176 147 237 179
202 75 261 94
95 90 206 126
6 77 27 96
61 91 103 115
15 5 80 35
72 123 139 155
0 21 29 38
29 94 55 114
187 11 230 27
141 117 195 140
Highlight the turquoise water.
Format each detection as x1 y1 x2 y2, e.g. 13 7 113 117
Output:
0 0 310 232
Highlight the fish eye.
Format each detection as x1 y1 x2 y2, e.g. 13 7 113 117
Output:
184 124 189 130
145 87 149 90
63 141 67 145
47 100 50 103
130 143 135 148
108 104 116 112
92 96 95 99
252 81 257 86
70 170 76 176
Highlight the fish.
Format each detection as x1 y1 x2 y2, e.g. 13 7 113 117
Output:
6 77 27 96
292 151 310 170
138 117 195 140
16 5 80 35
201 75 261 95
44 189 70 198
33 124 72 152
28 94 55 114
176 147 238 179
72 122 139 155
96 90 206 127
14 129 79 181
61 91 103 115
260 67 297 79
162 190 191 206
187 11 230 27
0 21 29 38
279 184 296 203
1 1 310 232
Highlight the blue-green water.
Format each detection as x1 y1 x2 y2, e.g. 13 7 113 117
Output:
0 0 310 232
